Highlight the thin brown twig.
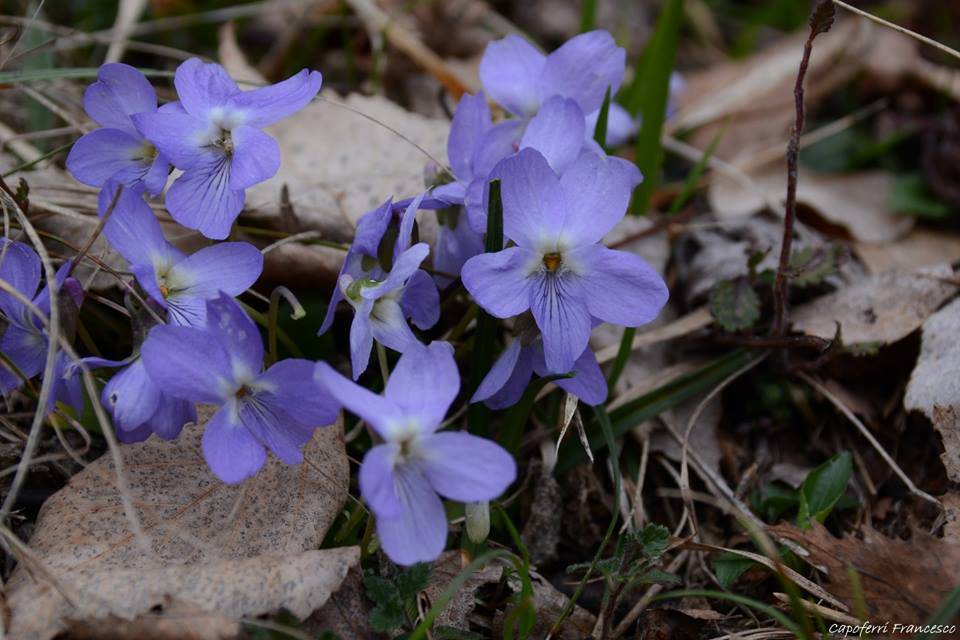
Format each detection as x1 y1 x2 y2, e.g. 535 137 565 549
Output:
771 1 835 337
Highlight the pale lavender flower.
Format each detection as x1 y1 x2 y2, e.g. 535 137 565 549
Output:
318 195 439 379
479 30 625 120
315 342 516 565
472 335 606 409
462 148 667 374
66 63 170 196
100 185 262 327
133 58 322 239
0 239 83 408
141 293 338 483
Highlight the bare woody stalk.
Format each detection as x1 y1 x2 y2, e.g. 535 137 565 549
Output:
770 0 835 337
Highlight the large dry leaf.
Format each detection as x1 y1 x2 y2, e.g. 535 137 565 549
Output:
773 522 960 629
672 17 873 161
244 92 447 241
791 264 958 345
6 409 351 639
904 297 960 481
854 228 960 275
709 164 912 244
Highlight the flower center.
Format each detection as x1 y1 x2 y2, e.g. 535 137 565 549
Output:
159 283 170 298
236 384 251 399
214 129 234 155
542 252 562 273
345 277 379 302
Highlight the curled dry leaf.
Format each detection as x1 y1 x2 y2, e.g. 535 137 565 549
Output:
423 550 503 632
854 228 960 275
904 297 960 482
709 164 912 245
6 408 351 640
791 264 958 345
772 522 960 627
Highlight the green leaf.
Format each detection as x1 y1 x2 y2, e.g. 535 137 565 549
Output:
797 451 853 527
788 244 843 288
637 523 670 560
558 349 760 471
623 0 683 215
593 87 612 147
435 626 484 640
580 0 597 32
753 482 800 523
637 569 681 586
395 563 431 600
709 278 760 332
714 552 755 589
364 573 405 633
468 180 504 435
667 125 725 217
890 173 952 219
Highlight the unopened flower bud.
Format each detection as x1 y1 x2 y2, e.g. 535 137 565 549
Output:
465 501 491 544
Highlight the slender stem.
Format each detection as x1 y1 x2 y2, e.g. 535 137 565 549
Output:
376 343 390 386
771 2 834 337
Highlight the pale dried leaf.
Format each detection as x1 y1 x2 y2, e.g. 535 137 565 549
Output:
499 568 596 640
423 551 502 631
904 297 960 481
854 228 960 275
6 409 350 639
67 598 240 640
244 92 447 242
791 265 957 345
709 164 912 244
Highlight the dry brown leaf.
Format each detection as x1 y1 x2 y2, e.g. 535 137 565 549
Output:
244 92 446 237
497 567 597 640
904 297 960 481
709 164 912 244
423 551 503 632
854 228 960 275
791 264 958 345
304 566 382 639
772 522 960 628
672 17 873 161
67 597 240 640
6 409 350 639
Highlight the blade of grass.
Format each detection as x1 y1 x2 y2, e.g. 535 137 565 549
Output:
580 0 597 32
593 87 612 148
500 372 573 455
652 590 804 636
0 67 173 83
560 349 759 472
408 549 511 640
549 405 621 635
467 180 503 436
621 0 683 216
666 125 724 216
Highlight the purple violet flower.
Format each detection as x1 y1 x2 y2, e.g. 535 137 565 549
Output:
141 293 338 483
0 239 84 406
472 336 606 410
132 58 322 239
583 72 686 147
480 31 625 120
315 341 517 565
318 195 439 379
66 63 170 197
101 185 263 327
461 148 667 374
76 355 197 443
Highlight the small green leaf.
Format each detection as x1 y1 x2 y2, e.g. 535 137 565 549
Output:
395 563 431 600
637 569 681 586
788 244 843 287
363 573 405 633
593 87 612 147
714 552 755 589
709 278 760 332
797 451 853 527
752 482 800 523
890 173 952 219
638 523 670 560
